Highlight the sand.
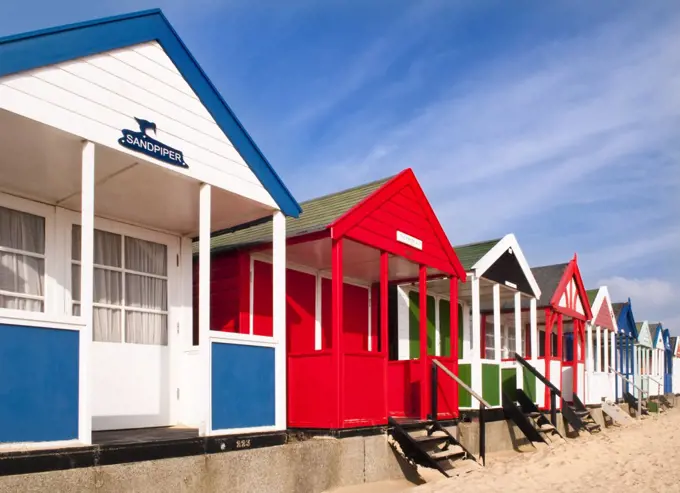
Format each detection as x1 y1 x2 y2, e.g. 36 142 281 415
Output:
331 409 680 493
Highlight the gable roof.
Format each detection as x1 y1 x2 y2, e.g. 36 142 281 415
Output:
0 9 301 217
455 239 501 271
636 320 652 347
209 176 390 252
531 263 569 308
455 234 541 298
613 299 637 338
588 286 617 331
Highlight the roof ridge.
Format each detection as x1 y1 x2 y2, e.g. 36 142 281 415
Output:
299 175 395 206
532 261 569 270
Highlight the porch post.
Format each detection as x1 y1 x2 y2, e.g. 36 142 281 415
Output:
380 251 389 418
198 183 212 436
557 314 564 362
450 276 459 413
79 141 95 446
471 275 481 407
514 291 522 390
419 265 428 420
530 298 537 359
544 309 553 408
272 211 286 430
595 325 602 372
514 292 522 356
492 284 500 361
332 238 344 428
586 322 596 373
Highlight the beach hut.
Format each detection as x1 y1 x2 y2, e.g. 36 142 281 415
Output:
635 321 652 398
528 256 593 408
584 287 618 405
205 170 466 430
0 10 302 448
648 323 666 397
612 300 638 401
663 329 673 394
395 234 542 411
671 337 680 394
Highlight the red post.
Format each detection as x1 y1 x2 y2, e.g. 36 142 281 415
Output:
544 308 553 409
557 313 564 406
380 251 389 421
332 238 344 428
449 276 459 416
419 265 428 420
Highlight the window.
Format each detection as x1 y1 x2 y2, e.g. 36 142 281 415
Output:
72 226 168 345
0 206 45 312
484 319 495 359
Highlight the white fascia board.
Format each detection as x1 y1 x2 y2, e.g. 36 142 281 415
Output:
471 233 541 300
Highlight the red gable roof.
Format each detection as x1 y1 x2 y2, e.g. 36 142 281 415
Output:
593 291 615 331
330 169 465 279
549 255 593 321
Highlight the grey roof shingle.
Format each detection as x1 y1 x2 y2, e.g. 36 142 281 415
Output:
531 263 568 308
612 302 626 321
206 176 393 253
453 239 501 271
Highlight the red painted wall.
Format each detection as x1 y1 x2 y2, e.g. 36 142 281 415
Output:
321 278 370 352
286 269 316 354
192 252 249 344
593 300 615 331
343 183 453 273
252 260 273 337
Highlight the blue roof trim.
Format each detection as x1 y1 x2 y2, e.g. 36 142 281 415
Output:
0 9 301 217
616 298 638 338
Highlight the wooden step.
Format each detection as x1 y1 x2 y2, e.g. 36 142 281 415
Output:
526 412 542 418
537 424 556 432
574 410 590 417
413 432 449 445
430 447 466 461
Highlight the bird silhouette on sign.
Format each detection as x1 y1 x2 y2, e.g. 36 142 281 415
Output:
134 117 157 136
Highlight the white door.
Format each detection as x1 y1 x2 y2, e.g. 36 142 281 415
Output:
70 220 179 431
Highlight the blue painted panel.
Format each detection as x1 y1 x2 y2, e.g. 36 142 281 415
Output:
0 324 79 442
0 10 301 218
211 343 275 430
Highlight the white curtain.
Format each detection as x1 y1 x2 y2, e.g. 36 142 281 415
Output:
124 237 167 346
72 226 167 346
0 206 44 312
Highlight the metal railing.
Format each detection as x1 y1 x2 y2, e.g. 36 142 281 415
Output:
514 354 561 428
609 367 649 417
431 360 491 466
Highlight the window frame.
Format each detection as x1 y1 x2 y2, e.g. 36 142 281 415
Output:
63 210 179 346
0 192 58 318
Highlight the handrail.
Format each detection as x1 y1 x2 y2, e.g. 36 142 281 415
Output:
515 353 560 427
514 354 561 396
433 359 491 408
609 367 648 396
645 375 663 387
431 360 489 466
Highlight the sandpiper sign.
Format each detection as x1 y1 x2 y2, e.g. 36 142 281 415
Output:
119 117 188 168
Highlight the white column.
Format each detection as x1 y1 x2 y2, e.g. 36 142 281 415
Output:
514 292 522 356
471 276 481 406
610 332 615 372
652 349 656 378
530 298 538 359
198 183 212 436
603 329 609 373
586 322 593 373
272 211 287 430
493 283 501 361
78 141 94 446
595 325 602 372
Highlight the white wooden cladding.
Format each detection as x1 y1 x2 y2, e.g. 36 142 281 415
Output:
0 42 277 208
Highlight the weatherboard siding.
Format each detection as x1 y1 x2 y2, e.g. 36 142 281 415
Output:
0 41 276 208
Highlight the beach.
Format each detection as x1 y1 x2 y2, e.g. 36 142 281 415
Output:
330 408 680 493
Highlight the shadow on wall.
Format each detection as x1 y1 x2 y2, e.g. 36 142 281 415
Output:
387 441 427 487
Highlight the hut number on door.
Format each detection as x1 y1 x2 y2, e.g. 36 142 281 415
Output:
236 439 252 449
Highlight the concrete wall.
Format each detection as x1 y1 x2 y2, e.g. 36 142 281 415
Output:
0 435 412 493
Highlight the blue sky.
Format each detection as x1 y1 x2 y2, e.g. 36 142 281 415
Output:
1 1 679 331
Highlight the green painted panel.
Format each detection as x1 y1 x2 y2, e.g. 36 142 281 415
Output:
523 369 537 403
482 363 501 406
501 368 517 401
458 363 472 408
408 291 419 359
408 292 436 358
439 299 450 357
427 295 436 356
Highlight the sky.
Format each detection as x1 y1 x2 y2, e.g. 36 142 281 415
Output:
1 1 679 331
